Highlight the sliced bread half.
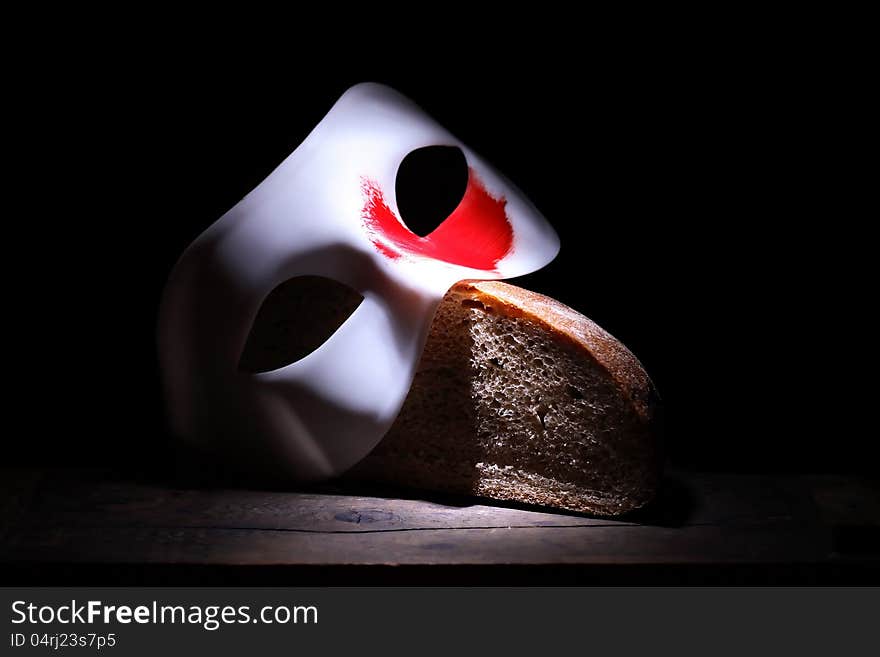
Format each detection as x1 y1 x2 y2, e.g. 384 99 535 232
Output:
350 280 662 516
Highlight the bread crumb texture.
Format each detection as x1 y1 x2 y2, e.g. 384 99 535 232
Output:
352 281 662 516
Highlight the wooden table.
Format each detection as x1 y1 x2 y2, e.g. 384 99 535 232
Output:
2 468 878 584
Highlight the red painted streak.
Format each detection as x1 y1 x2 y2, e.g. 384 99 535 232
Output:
361 168 513 270
361 178 405 260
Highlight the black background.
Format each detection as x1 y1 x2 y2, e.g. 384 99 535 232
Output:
9 26 872 478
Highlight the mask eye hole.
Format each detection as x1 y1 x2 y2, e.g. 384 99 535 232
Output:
239 275 363 373
395 145 468 237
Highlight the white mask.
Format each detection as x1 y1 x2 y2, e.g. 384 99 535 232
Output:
158 83 559 479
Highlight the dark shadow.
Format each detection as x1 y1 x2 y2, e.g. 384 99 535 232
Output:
343 285 485 497
621 473 699 527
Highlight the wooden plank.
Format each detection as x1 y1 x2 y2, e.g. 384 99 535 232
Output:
21 477 627 533
0 523 832 566
13 469 820 535
0 467 854 567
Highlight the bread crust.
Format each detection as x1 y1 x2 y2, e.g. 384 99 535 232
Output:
454 281 658 420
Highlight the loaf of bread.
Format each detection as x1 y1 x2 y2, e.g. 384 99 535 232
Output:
350 281 662 516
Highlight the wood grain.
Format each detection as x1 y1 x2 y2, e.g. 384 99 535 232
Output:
0 468 876 569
